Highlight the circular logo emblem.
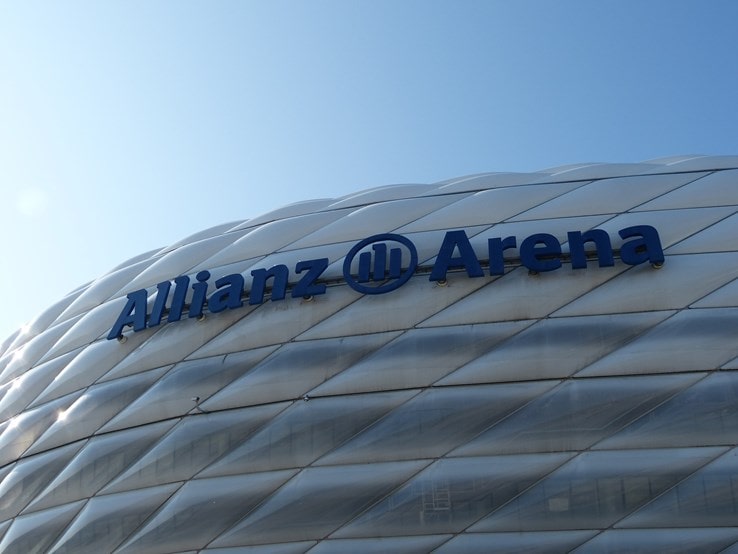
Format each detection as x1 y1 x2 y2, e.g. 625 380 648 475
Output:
343 233 418 295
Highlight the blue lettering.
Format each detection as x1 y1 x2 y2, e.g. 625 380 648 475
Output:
189 271 211 318
620 225 665 266
208 273 245 313
488 236 517 275
107 289 148 339
168 275 190 322
250 264 289 305
148 281 171 327
108 225 665 339
568 229 615 269
430 230 484 281
520 233 562 272
292 258 329 298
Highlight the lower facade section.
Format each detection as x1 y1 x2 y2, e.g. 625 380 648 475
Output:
1 367 738 553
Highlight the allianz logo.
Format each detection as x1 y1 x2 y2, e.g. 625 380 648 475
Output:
108 225 663 340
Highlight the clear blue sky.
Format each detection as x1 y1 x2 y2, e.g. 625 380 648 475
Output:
1 0 737 342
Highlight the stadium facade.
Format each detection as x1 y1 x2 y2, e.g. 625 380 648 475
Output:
1 155 738 553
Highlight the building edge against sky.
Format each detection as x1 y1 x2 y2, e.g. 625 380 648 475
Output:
1 155 738 553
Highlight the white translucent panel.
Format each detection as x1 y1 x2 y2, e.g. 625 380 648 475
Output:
454 373 702 457
55 257 157 322
537 163 662 182
31 328 153 405
0 349 78 422
27 421 174 512
434 172 552 192
435 531 596 553
0 393 81 466
163 221 244 251
100 347 275 433
193 256 262 287
50 483 179 554
310 321 534 397
720 540 738 553
199 391 414 478
189 285 361 358
100 304 261 381
471 447 725 532
554 253 738 317
645 154 709 165
515 173 706 221
573 528 738 554
595 372 738 450
211 461 427 547
120 232 244 293
633 169 738 210
439 311 672 386
7 289 83 352
298 277 489 341
202 332 401 411
249 242 352 282
667 156 738 171
466 215 610 257
578 308 738 377
117 470 297 554
0 331 21 362
434 171 494 185
103 403 288 493
327 184 436 209
420 264 628 327
192 209 353 271
0 520 9 544
692 276 738 308
317 382 556 465
540 162 609 175
0 463 13 496
202 543 316 554
617 447 738 529
232 199 335 229
396 182 582 234
0 500 85 554
591 206 736 251
311 535 451 553
38 297 132 362
334 453 571 538
0 316 80 385
106 247 162 273
660 156 738 171
289 196 465 249
0 443 81 520
25 368 167 455
668 212 738 254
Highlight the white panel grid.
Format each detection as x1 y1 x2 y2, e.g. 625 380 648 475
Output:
0 156 736 553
